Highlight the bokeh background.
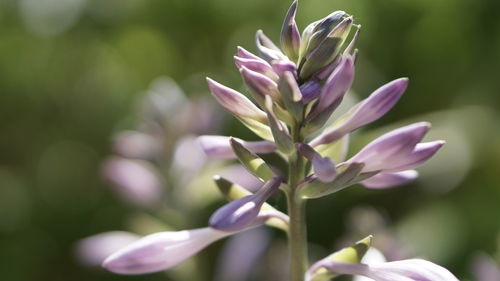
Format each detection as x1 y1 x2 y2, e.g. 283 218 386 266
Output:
0 0 499 280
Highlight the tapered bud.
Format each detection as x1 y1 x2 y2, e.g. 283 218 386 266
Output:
310 78 409 147
280 0 301 61
256 30 286 62
300 16 353 79
103 228 232 274
271 60 297 77
198 135 277 159
361 170 418 189
234 56 278 81
77 231 140 267
306 259 459 281
300 11 346 59
240 66 280 105
206 78 268 123
347 122 430 172
209 177 283 232
308 55 355 120
298 143 337 182
237 46 262 60
385 140 445 172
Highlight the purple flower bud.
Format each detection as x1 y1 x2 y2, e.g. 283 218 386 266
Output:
256 30 286 62
308 55 355 120
307 259 459 281
280 0 301 61
102 228 232 274
271 60 297 77
102 157 163 207
198 135 277 159
209 177 283 232
360 170 418 189
347 122 430 172
76 231 140 267
385 140 445 172
310 78 409 147
298 143 337 182
240 66 280 105
237 46 262 60
234 56 278 81
300 80 322 103
206 77 268 123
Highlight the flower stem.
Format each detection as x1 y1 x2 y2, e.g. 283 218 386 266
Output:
287 123 308 281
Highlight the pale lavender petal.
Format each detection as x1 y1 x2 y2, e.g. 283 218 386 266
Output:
234 56 278 81
236 46 262 60
311 78 408 146
76 231 140 267
256 30 286 62
297 143 337 182
102 228 231 274
240 66 280 104
102 157 163 207
385 141 445 172
361 170 418 189
308 259 459 281
209 177 283 232
347 122 430 172
472 253 500 281
219 165 263 192
300 80 322 103
312 55 355 115
198 135 277 159
271 60 297 77
113 131 162 159
206 77 268 123
280 0 301 60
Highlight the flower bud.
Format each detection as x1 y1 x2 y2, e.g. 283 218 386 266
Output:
240 66 280 106
256 30 286 63
297 143 337 182
209 177 283 232
300 16 353 79
280 0 301 61
234 56 278 81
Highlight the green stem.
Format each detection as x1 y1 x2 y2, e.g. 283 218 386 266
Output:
287 123 308 281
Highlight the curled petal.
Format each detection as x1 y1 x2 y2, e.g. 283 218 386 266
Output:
347 122 430 172
206 78 268 123
209 177 283 232
361 170 418 189
308 259 459 281
311 78 408 147
386 141 445 172
198 135 276 159
103 228 231 274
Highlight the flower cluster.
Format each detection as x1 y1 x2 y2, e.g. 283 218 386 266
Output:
101 1 458 280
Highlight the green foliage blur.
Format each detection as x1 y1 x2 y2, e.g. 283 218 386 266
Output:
0 0 498 280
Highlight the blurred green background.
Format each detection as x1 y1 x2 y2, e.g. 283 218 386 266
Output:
0 0 499 280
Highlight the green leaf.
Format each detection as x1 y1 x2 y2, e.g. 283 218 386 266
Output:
299 162 364 199
213 176 289 232
308 236 372 281
230 138 276 181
